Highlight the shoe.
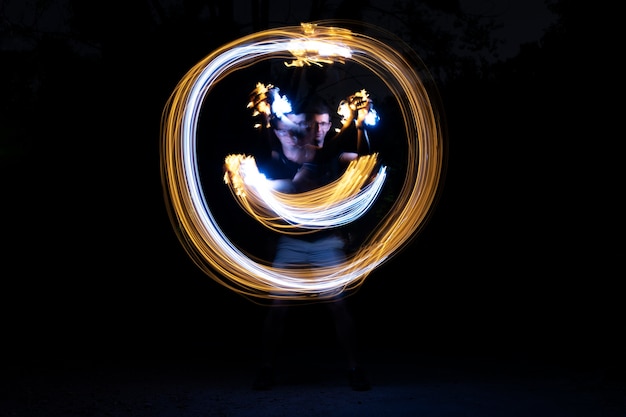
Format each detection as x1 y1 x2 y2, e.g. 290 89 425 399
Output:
348 367 371 391
253 365 275 390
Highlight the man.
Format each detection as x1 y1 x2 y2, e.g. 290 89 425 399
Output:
290 94 361 189
252 95 371 391
264 111 316 193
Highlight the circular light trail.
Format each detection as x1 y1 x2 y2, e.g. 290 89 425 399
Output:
160 20 447 302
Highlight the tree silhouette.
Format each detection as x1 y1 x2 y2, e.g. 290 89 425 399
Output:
0 0 565 166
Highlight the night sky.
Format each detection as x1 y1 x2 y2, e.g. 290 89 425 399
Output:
1 1 618 379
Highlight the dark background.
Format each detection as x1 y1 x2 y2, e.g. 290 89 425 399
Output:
1 0 618 379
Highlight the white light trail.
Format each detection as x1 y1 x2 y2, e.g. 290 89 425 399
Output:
224 153 387 231
160 20 447 301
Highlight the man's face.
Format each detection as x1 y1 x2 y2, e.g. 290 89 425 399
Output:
311 113 331 147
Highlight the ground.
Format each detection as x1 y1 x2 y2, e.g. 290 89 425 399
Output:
2 348 623 417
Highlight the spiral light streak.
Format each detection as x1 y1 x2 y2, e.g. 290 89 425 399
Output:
160 21 446 301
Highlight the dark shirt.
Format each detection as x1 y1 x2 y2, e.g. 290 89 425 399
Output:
258 146 344 242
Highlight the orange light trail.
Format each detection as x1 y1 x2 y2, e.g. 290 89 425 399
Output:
160 21 447 301
223 153 386 232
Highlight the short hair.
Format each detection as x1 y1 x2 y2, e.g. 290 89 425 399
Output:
300 94 333 117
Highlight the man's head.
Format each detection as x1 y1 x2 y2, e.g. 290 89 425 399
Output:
271 112 313 150
302 95 333 147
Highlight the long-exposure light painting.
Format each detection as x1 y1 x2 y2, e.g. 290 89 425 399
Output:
160 21 447 302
